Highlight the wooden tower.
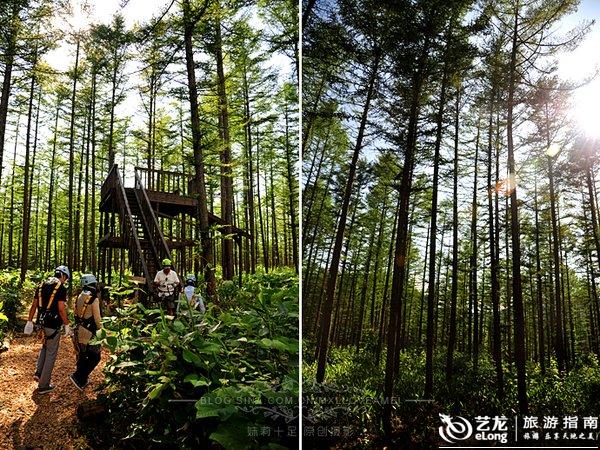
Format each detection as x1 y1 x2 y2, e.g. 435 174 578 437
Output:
98 164 249 298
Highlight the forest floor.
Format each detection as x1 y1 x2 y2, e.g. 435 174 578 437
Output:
0 330 108 449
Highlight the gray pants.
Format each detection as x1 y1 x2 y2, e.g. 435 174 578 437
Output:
35 327 60 388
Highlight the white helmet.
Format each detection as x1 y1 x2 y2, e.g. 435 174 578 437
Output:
81 274 98 287
186 274 196 284
55 265 71 280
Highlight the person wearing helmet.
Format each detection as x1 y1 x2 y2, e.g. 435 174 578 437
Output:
152 258 181 315
24 265 72 394
178 274 206 314
69 274 103 391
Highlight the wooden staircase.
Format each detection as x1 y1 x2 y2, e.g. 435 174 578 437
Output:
99 164 174 296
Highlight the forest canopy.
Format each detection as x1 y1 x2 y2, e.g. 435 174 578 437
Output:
0 0 299 285
303 0 600 447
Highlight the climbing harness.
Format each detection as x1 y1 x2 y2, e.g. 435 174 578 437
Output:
73 291 98 355
36 281 63 342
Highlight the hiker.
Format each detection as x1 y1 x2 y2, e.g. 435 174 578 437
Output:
23 265 72 394
70 274 102 391
177 274 206 314
153 258 181 316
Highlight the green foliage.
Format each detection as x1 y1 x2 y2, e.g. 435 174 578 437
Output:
0 269 42 349
303 344 600 447
94 269 298 449
0 270 24 324
527 355 600 416
303 346 382 444
0 300 7 347
0 269 40 325
103 269 140 308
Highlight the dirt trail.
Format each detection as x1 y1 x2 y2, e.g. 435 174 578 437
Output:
0 332 108 449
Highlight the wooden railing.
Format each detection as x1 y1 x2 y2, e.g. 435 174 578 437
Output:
135 166 195 196
134 172 175 273
110 164 152 292
101 164 119 201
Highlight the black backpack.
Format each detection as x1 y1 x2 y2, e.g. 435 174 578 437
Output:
36 281 63 330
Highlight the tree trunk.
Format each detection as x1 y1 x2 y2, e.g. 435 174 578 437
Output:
20 59 37 282
418 222 430 344
255 127 269 271
355 221 376 353
183 0 216 297
108 61 118 168
376 196 400 363
533 178 545 373
547 152 565 371
369 197 388 328
269 157 280 266
82 77 93 271
303 127 331 244
214 5 234 280
383 33 430 434
507 6 528 413
67 38 80 276
315 50 379 383
242 68 256 272
0 2 20 186
424 62 448 397
8 114 20 267
585 163 600 297
446 89 460 382
46 99 60 268
284 102 298 273
30 86 41 268
470 123 480 371
91 70 98 272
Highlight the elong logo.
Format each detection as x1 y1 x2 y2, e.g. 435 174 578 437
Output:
439 413 473 443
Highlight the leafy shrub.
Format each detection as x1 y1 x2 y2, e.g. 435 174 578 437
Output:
303 343 600 448
0 269 42 325
94 269 299 449
218 280 239 306
0 270 25 323
0 300 7 349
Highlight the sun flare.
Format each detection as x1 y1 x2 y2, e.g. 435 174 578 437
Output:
571 80 600 138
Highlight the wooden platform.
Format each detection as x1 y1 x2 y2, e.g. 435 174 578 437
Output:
97 234 196 250
100 187 249 236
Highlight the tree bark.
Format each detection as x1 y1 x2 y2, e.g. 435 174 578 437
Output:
242 67 256 272
533 178 545 372
316 50 379 383
470 123 480 371
20 55 37 282
214 4 234 280
67 38 80 275
0 2 20 186
383 32 430 434
547 153 565 371
256 127 269 271
446 88 460 382
424 62 448 397
507 5 528 413
284 102 298 272
183 0 216 297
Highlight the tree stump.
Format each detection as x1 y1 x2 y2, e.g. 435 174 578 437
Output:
77 400 108 423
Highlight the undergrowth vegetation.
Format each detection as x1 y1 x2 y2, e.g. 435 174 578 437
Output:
303 336 600 448
90 269 299 449
0 269 40 349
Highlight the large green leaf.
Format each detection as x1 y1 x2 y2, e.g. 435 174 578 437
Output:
209 420 254 450
184 373 210 388
182 348 203 367
148 382 168 400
